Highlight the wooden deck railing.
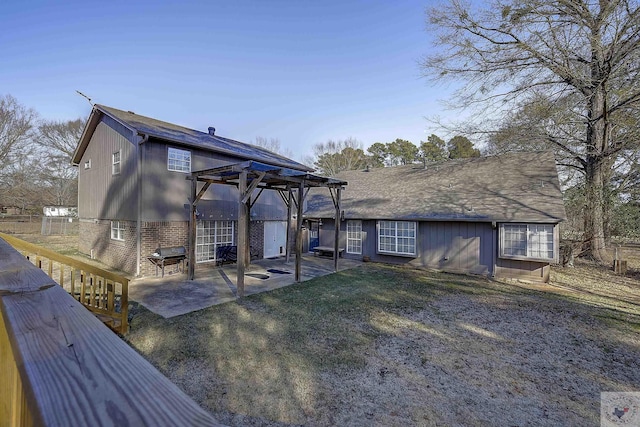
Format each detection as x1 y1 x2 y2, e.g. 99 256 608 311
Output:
0 237 224 426
0 232 129 334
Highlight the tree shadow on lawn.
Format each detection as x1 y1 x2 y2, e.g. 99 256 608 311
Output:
125 264 640 427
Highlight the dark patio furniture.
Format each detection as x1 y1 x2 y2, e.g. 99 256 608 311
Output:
312 246 345 258
215 245 259 266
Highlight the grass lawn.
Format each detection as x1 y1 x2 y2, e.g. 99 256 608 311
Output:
5 231 639 425
124 259 640 426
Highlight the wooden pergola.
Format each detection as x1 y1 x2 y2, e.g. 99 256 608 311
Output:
187 160 347 297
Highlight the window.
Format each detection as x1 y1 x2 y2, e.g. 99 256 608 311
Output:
347 220 362 254
112 151 121 175
377 220 416 256
111 221 125 241
196 220 235 262
84 159 91 169
168 147 191 172
500 223 554 261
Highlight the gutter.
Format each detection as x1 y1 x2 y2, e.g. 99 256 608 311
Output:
136 133 149 277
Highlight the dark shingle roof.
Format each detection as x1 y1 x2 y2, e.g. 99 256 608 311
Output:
306 151 566 223
73 105 312 172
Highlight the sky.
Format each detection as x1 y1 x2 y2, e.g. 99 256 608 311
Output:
1 0 454 162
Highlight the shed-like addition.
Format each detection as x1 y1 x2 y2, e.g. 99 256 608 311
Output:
305 151 567 283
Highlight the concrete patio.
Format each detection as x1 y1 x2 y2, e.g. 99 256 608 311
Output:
129 255 361 318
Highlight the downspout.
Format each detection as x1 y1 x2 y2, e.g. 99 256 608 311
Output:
491 221 497 278
136 133 149 277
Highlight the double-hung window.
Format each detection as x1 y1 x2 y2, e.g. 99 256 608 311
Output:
377 220 416 256
112 151 121 175
500 223 555 261
168 147 191 172
346 220 362 254
111 221 125 241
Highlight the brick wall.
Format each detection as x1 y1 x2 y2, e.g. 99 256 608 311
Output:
249 221 265 259
79 219 137 275
140 221 190 277
80 219 270 277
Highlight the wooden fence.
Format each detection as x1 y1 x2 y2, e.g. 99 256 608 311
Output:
0 236 224 426
0 232 129 334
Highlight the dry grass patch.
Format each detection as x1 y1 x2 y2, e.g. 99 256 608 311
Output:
125 259 640 427
5 230 639 425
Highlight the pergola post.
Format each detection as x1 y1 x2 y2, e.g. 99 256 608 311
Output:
188 178 212 280
333 187 341 272
237 170 248 297
285 187 292 264
245 195 251 267
295 180 304 282
188 177 197 280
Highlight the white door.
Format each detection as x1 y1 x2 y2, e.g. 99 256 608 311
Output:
264 221 287 258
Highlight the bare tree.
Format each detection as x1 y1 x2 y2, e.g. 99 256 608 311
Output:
0 153 44 213
37 118 85 207
38 118 84 161
0 95 37 172
252 136 294 159
311 138 370 176
423 0 640 262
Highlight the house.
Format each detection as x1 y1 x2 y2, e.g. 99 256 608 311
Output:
71 105 313 277
304 151 566 282
43 206 77 217
1 207 21 216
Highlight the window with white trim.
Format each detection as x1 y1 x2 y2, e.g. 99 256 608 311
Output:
377 220 416 256
347 220 362 254
112 151 121 175
500 223 554 261
196 220 235 262
168 147 191 172
110 221 125 241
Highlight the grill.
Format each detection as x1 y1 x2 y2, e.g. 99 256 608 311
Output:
147 246 188 277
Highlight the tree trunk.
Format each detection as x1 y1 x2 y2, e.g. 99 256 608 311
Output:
583 156 607 261
582 78 608 262
602 161 615 246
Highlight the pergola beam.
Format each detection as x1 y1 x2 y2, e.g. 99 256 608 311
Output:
187 160 347 298
194 182 212 205
241 171 266 204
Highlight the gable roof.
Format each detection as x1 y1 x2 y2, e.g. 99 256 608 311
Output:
72 105 313 172
306 151 566 223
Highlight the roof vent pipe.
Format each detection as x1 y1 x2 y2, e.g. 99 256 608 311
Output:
208 127 215 136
